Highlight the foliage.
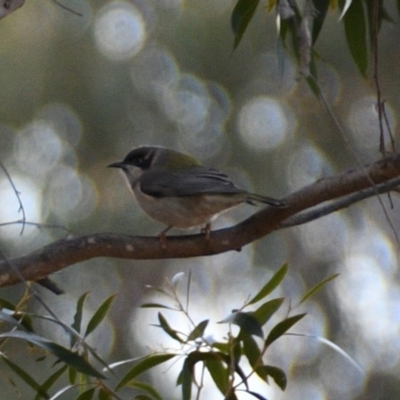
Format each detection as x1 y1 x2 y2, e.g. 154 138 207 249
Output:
0 265 341 399
231 0 395 77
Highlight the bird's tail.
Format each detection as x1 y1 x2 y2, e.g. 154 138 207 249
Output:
247 193 287 207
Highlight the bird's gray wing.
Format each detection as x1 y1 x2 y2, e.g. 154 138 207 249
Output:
139 167 245 197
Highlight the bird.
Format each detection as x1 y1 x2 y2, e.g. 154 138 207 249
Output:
108 146 286 245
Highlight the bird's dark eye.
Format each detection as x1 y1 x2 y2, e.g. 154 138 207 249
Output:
123 147 154 169
133 157 145 166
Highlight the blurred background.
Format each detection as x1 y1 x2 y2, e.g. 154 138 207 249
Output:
0 0 400 399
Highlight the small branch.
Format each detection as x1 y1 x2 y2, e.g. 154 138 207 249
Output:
0 153 400 290
0 162 26 235
280 176 400 228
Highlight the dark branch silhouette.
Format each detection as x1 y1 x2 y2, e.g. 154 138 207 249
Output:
1 153 400 292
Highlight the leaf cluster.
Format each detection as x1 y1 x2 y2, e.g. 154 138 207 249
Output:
231 0 398 77
0 265 338 399
131 264 337 400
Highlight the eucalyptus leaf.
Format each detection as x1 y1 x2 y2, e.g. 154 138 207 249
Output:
231 0 260 49
85 294 117 338
265 314 306 347
115 353 176 390
256 365 287 390
248 264 288 305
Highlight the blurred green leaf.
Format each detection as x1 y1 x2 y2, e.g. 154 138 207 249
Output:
181 357 193 400
343 0 368 76
231 0 260 49
187 319 209 341
253 298 284 326
0 309 29 331
245 390 268 400
265 314 306 347
180 352 230 399
311 0 329 43
0 331 105 378
205 357 229 394
157 312 184 343
115 354 176 390
98 387 113 400
298 273 339 305
34 365 67 400
72 292 90 337
240 332 261 368
0 298 16 310
140 303 175 310
85 294 116 338
134 395 153 400
230 312 263 338
248 264 288 305
68 365 77 384
76 387 96 400
256 365 287 390
128 380 163 400
2 356 49 399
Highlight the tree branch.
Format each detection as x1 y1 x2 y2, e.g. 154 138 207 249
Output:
1 153 400 290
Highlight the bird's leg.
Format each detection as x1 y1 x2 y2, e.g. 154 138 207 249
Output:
201 222 212 242
158 225 172 249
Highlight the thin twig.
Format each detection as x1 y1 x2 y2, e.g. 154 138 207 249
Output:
0 220 70 233
312 76 399 245
0 162 26 235
52 0 83 16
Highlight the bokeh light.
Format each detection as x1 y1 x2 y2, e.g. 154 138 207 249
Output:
286 144 333 191
0 175 41 240
348 96 397 155
94 1 147 61
238 96 293 151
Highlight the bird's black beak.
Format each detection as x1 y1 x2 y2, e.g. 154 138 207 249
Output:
107 161 124 169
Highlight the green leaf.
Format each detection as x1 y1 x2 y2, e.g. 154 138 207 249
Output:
311 0 329 43
240 332 261 368
98 387 113 400
178 349 231 394
140 303 175 310
256 365 287 391
0 331 105 379
181 358 192 400
0 310 28 331
265 314 306 347
85 294 117 338
187 319 209 341
128 380 163 400
157 312 184 343
248 264 288 305
0 298 16 310
298 274 339 305
34 365 68 400
72 292 90 335
342 0 368 76
231 0 260 49
245 390 268 400
76 387 96 400
205 357 229 394
230 312 263 338
2 356 49 399
68 365 77 384
115 354 176 390
253 298 284 326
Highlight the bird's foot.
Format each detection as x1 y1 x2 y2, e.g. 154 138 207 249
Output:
201 223 212 242
158 225 172 250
